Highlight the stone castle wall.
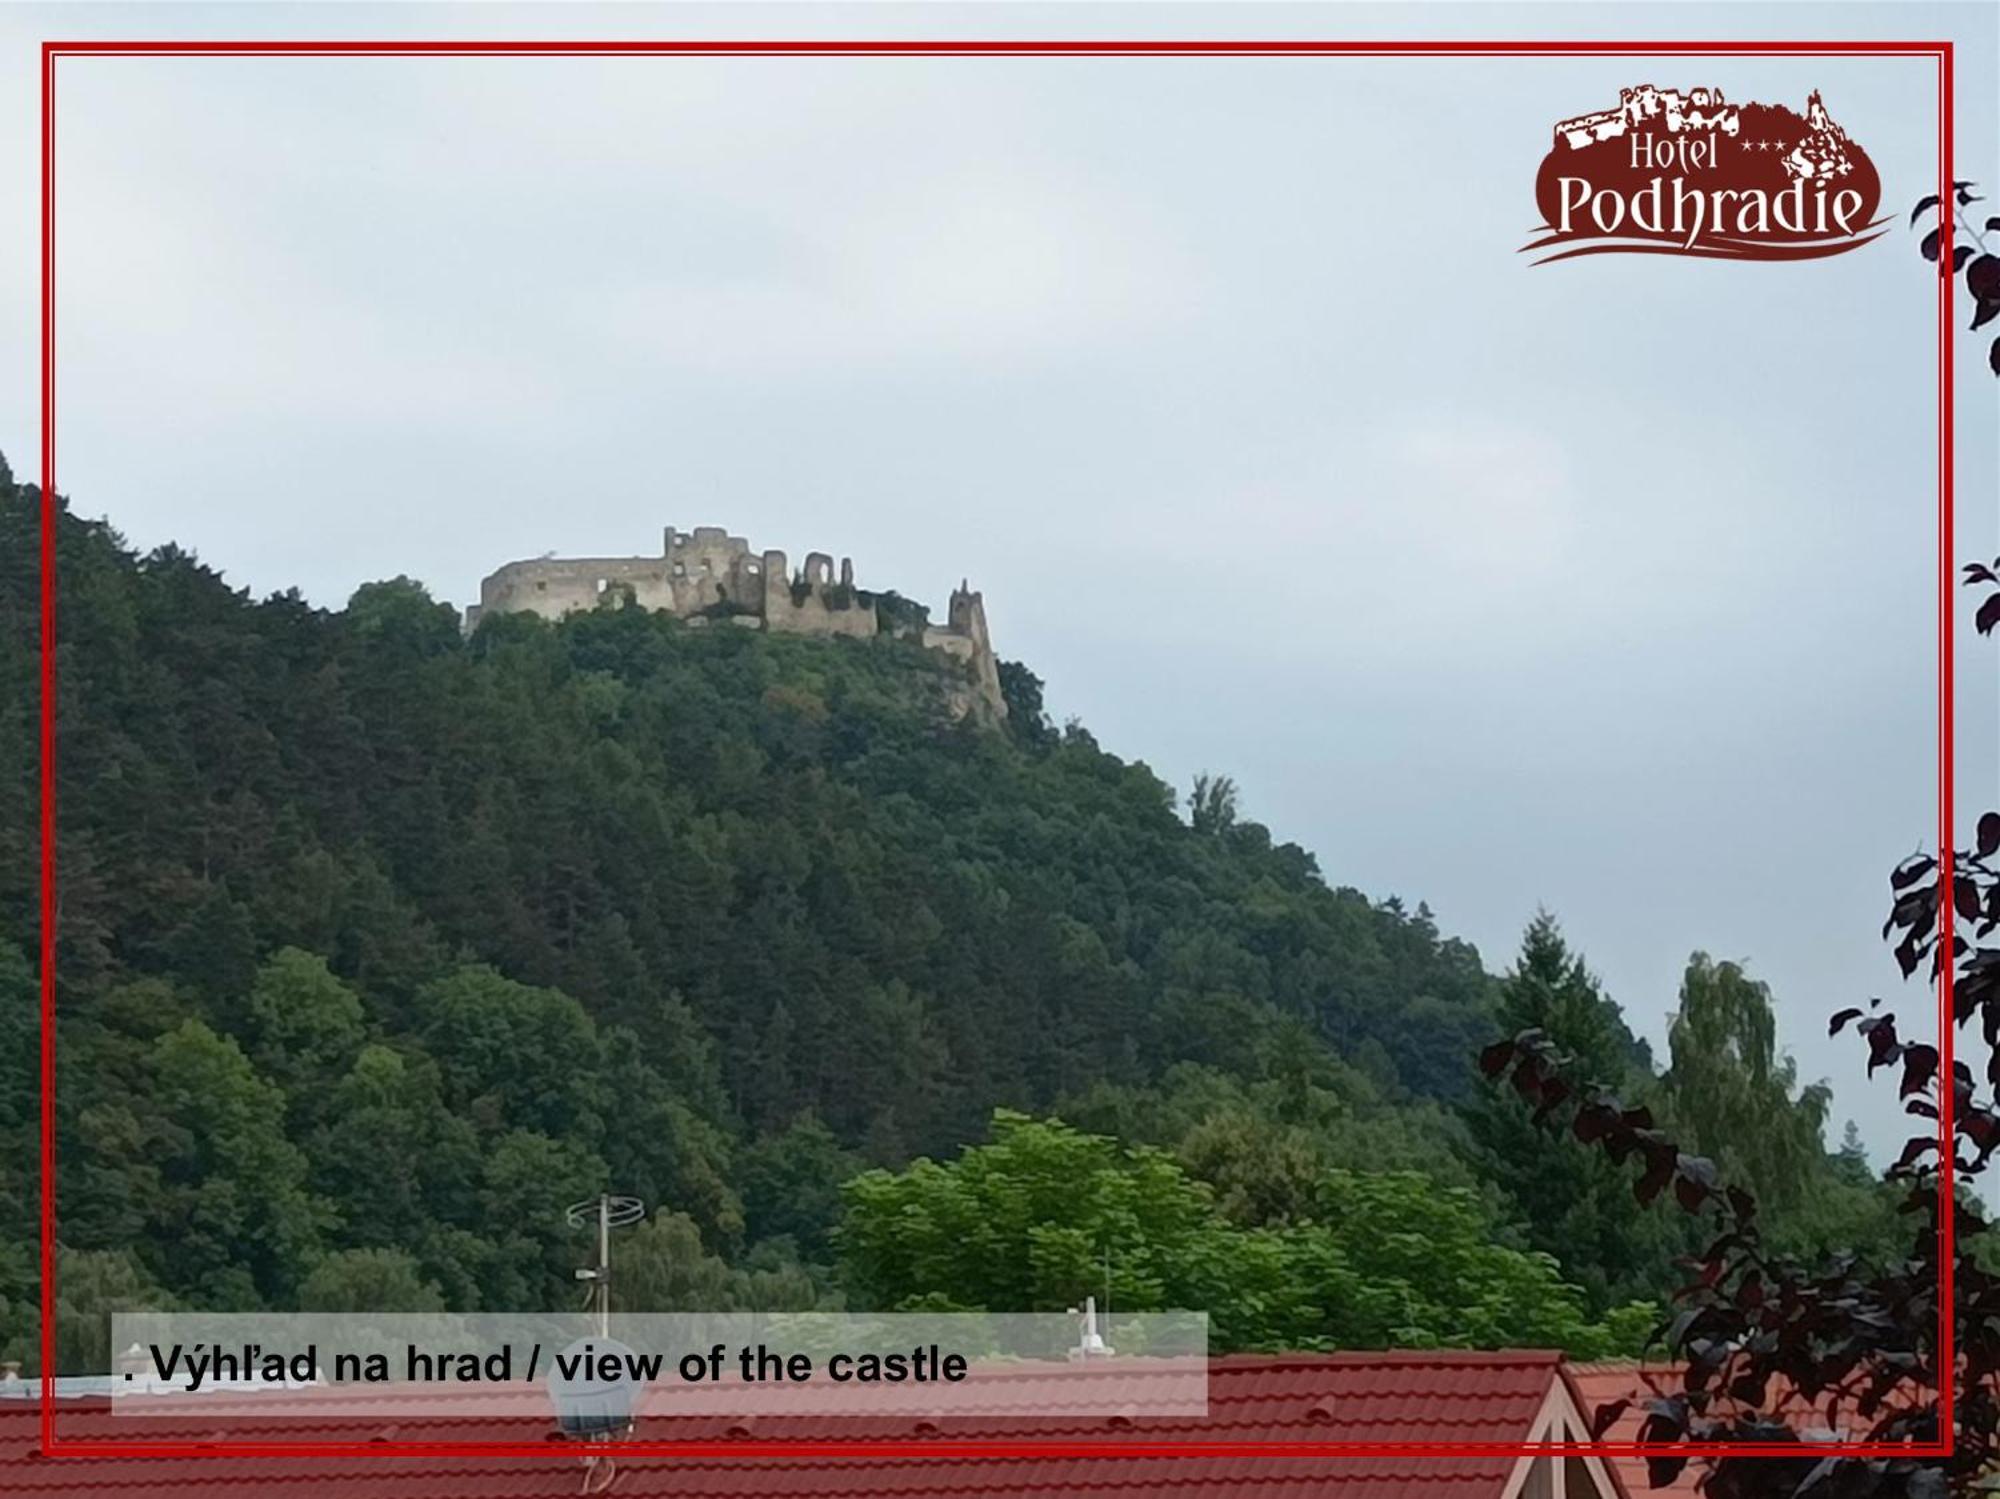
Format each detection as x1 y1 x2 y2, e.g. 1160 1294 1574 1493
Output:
466 526 1004 720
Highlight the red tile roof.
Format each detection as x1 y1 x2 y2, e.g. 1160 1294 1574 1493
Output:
2 1351 1616 1499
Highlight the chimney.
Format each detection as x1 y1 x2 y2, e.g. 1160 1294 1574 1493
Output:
1068 1295 1114 1361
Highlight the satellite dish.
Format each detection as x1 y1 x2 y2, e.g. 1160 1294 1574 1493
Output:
547 1336 642 1440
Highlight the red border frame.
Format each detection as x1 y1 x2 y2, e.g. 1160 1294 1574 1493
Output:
36 36 1957 1466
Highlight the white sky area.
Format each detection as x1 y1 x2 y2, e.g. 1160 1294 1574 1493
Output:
3 2 1997 1171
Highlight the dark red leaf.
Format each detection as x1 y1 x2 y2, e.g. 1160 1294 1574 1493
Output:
1896 938 1922 978
1636 1156 1674 1206
1892 855 1936 889
1912 193 1942 225
1573 1103 1612 1144
1829 1007 1864 1036
1963 1109 2000 1154
1532 1076 1571 1123
1589 1397 1630 1439
1894 1136 1939 1171
1957 877 1983 922
1645 1456 1689 1488
1970 256 2000 301
1980 812 2000 857
1901 1044 1941 1099
1865 1015 1903 1075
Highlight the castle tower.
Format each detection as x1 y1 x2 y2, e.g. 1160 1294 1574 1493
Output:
948 581 1005 720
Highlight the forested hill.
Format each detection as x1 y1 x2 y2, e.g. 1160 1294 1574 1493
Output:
2 468 1892 1369
4 480 1498 1118
0 478 1489 1284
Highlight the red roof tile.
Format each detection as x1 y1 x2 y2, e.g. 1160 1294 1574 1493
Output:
1 1352 1607 1499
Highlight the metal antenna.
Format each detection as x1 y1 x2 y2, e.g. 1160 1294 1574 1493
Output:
565 1194 645 1338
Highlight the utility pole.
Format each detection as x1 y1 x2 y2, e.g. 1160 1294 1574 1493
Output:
592 1195 610 1338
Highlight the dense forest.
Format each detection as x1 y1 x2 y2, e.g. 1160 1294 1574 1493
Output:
0 459 1902 1371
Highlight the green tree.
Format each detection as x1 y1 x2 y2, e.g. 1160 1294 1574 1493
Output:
1659 953 1898 1258
0 939 34 1341
304 1042 484 1275
247 947 366 1104
1309 1170 1649 1355
1174 1107 1325 1226
147 1020 324 1304
738 1114 864 1263
475 1129 608 1312
1661 952 1830 1211
837 1112 1215 1317
595 1026 743 1250
1465 914 1693 1311
344 576 461 657
836 1111 1647 1356
48 1248 181 1375
412 967 605 1143
997 659 1057 749
299 1248 445 1312
1188 772 1239 835
613 1211 821 1313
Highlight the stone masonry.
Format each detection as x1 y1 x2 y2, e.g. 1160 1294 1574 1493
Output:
465 527 1005 721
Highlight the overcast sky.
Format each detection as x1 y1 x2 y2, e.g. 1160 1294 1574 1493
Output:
4 2 1997 1166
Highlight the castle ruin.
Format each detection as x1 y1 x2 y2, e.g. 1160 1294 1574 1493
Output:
465 527 1005 721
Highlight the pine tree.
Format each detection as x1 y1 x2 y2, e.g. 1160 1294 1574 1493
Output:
1465 913 1693 1312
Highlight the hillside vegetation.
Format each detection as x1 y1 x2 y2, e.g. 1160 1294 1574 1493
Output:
0 464 1897 1369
